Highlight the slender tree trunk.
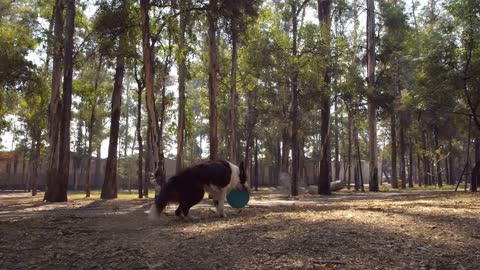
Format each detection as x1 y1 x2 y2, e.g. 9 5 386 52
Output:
207 0 219 160
22 149 27 192
229 16 238 163
391 113 397 188
94 145 101 188
254 138 259 191
140 0 165 187
334 99 340 181
347 112 352 190
281 127 289 172
400 116 406 189
274 137 281 186
85 56 102 198
449 139 454 185
408 138 414 188
101 34 126 200
367 0 378 192
471 138 480 192
47 0 74 202
44 0 64 202
31 140 40 196
317 0 332 195
176 0 187 173
134 71 144 199
422 130 430 185
144 128 152 197
434 126 442 187
417 153 422 186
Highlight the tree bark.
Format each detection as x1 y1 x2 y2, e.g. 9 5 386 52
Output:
399 115 406 189
434 126 442 187
207 0 219 161
334 99 340 181
31 140 40 196
471 138 480 192
47 0 74 202
391 113 397 188
85 55 102 198
176 0 188 173
367 0 378 192
134 65 144 199
254 138 259 191
140 0 165 187
101 33 126 200
229 16 238 163
44 0 64 202
422 130 430 185
144 128 152 197
408 139 414 188
317 0 332 195
347 111 352 190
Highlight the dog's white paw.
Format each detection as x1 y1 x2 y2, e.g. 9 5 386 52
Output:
218 212 227 218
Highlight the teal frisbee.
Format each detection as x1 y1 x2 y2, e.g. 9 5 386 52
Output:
227 189 250 209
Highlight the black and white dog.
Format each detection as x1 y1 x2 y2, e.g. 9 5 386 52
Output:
148 160 248 220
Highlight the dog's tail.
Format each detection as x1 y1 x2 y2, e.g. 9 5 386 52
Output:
147 180 175 221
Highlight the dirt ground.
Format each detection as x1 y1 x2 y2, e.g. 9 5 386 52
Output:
1 190 479 270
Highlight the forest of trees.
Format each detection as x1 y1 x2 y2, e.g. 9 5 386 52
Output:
0 0 479 202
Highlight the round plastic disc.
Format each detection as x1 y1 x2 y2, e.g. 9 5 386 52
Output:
226 189 250 209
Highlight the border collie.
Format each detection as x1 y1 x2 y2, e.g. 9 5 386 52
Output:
148 159 248 220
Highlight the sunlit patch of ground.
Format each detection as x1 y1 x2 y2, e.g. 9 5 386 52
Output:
0 189 479 269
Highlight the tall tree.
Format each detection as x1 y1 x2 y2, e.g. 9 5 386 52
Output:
45 0 75 202
317 0 332 195
140 0 165 186
367 0 379 192
44 0 64 202
207 0 219 160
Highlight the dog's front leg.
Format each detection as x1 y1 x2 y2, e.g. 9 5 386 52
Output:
216 189 227 218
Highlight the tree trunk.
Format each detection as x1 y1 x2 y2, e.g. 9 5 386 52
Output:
422 130 430 185
408 139 414 188
391 113 397 188
47 0 74 202
281 127 289 172
31 140 40 196
434 126 442 187
140 0 165 187
274 137 281 186
367 0 378 192
317 0 332 195
95 145 101 188
229 16 238 163
44 0 64 202
449 139 454 185
101 33 126 200
334 99 340 181
85 55 102 198
207 0 219 161
144 128 152 197
347 111 352 189
471 138 480 192
399 115 406 189
22 148 27 192
176 0 188 173
254 138 259 191
134 69 144 199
